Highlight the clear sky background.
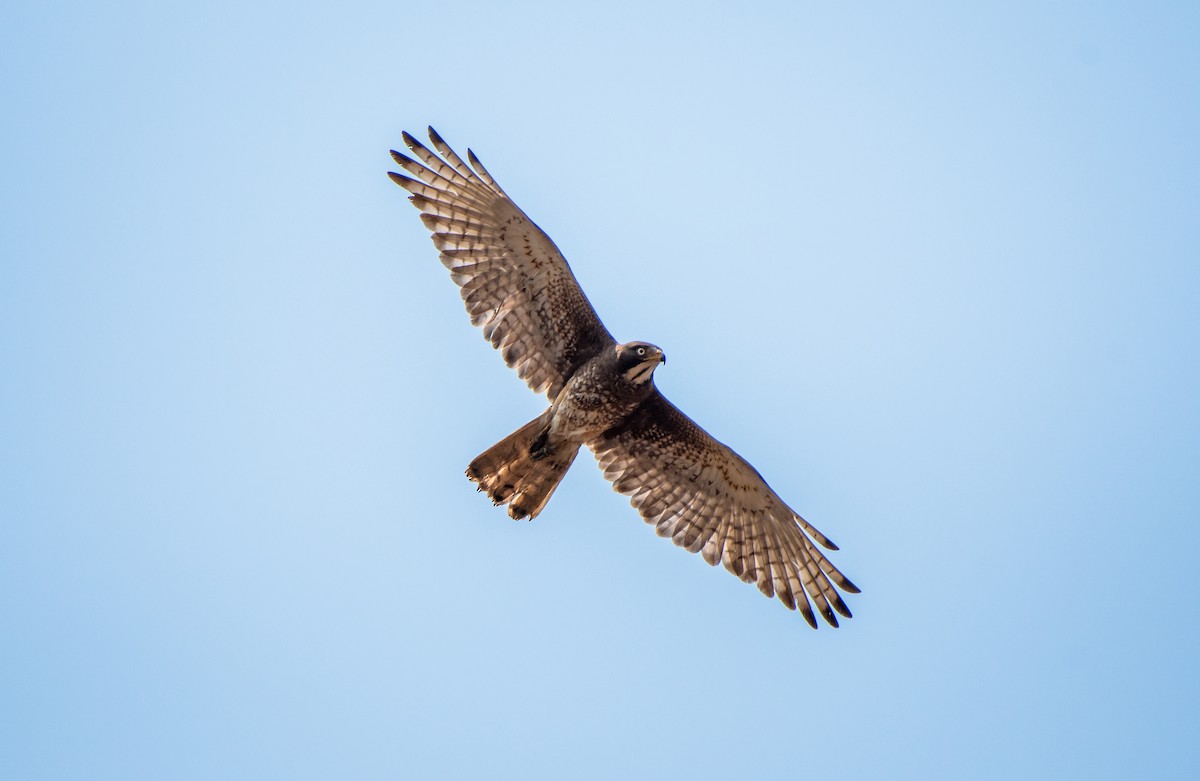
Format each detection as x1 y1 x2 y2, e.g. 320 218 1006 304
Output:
2 1 1197 779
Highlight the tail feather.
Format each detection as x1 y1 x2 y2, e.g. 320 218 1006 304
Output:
467 411 579 520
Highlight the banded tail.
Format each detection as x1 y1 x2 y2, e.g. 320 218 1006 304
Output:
467 411 580 520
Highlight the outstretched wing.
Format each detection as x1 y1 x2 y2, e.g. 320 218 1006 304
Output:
591 392 860 628
389 128 615 400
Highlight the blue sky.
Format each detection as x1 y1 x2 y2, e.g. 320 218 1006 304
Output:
2 1 1198 778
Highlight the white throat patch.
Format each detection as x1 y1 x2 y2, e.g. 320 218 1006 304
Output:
623 361 657 384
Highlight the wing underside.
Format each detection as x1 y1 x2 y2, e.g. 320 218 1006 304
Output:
389 128 614 399
592 392 860 627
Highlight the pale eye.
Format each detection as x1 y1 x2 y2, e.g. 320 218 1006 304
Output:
636 347 646 356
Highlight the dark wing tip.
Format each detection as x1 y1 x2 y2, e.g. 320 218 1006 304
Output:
387 171 409 187
401 130 420 149
390 149 414 166
840 577 862 595
427 125 445 146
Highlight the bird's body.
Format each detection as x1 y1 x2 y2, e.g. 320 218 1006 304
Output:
547 342 664 444
389 128 860 627
469 341 664 522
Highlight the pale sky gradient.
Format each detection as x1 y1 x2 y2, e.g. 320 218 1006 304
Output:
2 2 1198 779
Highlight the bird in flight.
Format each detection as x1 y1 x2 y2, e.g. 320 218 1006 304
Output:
388 128 859 627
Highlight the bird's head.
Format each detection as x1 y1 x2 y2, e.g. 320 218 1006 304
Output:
616 341 666 384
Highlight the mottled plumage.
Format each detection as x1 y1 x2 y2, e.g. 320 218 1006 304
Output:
389 128 859 627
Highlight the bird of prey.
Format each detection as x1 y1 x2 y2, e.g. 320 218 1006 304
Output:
388 128 859 627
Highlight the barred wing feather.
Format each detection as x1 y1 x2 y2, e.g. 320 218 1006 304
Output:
592 392 860 627
388 127 614 400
